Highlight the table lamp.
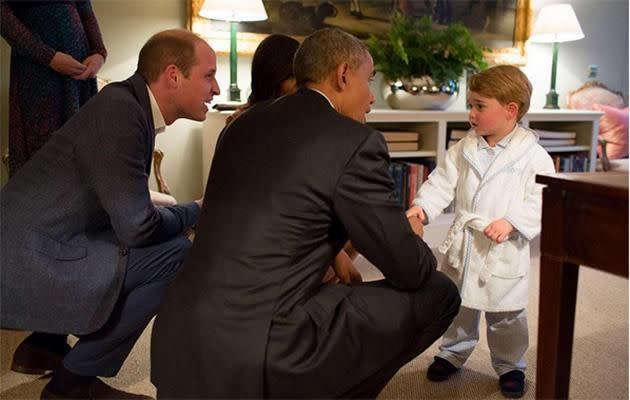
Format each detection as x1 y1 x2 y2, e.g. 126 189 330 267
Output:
529 3 584 109
199 0 268 102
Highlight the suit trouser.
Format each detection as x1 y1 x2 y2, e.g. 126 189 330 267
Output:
265 271 461 399
437 306 528 376
339 272 461 399
340 273 461 399
63 235 192 377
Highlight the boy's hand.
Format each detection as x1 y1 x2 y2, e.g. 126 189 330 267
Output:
407 214 424 237
484 218 514 243
406 206 426 223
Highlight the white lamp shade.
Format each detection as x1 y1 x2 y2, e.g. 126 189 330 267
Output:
529 4 584 43
199 0 268 22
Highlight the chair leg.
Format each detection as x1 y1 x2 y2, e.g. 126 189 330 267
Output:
152 149 172 195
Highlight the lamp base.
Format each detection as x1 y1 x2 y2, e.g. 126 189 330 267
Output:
544 89 560 109
228 83 241 102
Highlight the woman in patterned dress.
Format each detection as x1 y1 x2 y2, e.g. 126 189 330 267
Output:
1 0 107 176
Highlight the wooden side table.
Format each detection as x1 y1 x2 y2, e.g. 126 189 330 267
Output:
535 172 628 399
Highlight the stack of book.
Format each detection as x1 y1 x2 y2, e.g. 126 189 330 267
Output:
447 129 469 149
382 131 420 152
536 129 577 146
388 160 436 208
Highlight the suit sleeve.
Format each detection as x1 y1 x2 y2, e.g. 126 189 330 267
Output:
332 131 436 290
75 95 199 247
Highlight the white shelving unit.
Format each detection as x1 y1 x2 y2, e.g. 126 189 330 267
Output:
389 151 437 158
202 108 602 190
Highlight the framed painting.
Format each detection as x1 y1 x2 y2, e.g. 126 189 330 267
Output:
188 0 532 64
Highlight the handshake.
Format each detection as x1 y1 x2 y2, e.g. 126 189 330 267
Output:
406 206 426 238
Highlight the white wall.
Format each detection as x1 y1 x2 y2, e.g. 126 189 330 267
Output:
524 0 629 109
92 0 202 202
1 0 627 198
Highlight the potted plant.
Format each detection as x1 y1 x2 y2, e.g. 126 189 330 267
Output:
367 13 487 110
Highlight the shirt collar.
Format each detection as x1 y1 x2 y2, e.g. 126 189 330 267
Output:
477 124 518 150
308 88 335 109
146 85 166 135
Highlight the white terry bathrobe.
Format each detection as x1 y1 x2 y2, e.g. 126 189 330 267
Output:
414 126 555 312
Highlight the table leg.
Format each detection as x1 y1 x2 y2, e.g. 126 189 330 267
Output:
536 255 579 399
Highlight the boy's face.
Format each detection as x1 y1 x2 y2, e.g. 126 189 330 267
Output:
467 91 518 145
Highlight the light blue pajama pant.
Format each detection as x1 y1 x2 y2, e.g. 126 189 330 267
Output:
436 306 528 377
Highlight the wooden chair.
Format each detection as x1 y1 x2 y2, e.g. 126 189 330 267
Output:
150 149 177 206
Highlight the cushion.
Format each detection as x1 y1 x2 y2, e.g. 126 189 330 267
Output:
593 104 629 160
567 81 628 160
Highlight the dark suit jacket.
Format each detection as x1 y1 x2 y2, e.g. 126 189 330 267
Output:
151 89 436 397
0 73 199 335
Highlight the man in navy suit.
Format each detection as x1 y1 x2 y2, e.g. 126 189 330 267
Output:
1 29 220 399
152 28 460 399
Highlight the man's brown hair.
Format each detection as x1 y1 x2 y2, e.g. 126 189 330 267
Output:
468 65 532 121
137 29 204 83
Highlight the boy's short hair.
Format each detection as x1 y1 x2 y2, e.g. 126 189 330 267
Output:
294 27 370 87
137 29 204 83
468 65 532 121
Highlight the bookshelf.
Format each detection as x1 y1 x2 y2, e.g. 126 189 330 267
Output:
201 109 603 191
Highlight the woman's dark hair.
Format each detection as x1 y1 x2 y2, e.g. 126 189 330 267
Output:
248 34 300 104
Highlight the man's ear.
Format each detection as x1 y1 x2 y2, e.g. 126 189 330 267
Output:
335 63 349 90
164 64 180 88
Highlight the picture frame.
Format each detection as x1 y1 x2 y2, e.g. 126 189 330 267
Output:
187 0 532 65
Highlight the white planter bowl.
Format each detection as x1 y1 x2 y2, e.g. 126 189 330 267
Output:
382 77 459 110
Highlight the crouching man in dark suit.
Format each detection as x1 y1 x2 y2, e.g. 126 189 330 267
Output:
151 28 461 399
0 29 220 399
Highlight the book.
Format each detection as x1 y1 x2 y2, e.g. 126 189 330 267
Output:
446 129 469 149
553 155 561 172
551 153 590 172
386 142 419 151
449 129 469 139
389 163 404 204
539 138 577 146
536 129 577 139
405 163 419 209
382 131 420 142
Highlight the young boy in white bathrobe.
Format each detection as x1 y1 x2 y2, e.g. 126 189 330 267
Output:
407 65 555 398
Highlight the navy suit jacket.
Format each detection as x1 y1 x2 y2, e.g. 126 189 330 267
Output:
0 73 199 335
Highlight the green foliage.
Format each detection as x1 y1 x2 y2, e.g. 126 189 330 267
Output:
367 13 488 83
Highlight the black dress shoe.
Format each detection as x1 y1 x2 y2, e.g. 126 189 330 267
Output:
11 332 71 375
426 356 460 382
499 370 525 398
41 377 153 399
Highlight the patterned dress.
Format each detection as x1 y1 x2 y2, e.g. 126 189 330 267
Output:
1 1 107 176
